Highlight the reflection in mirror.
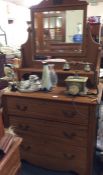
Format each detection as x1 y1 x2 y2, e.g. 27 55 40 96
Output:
65 10 83 43
34 10 84 54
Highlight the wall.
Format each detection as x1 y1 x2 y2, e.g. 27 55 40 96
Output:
0 1 103 48
0 0 30 48
87 2 103 23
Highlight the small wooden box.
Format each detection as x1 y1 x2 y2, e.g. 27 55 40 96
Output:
0 137 22 175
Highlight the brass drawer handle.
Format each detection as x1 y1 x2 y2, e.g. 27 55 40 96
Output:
18 124 30 131
62 110 76 118
21 145 31 151
16 104 28 111
37 102 47 105
63 153 75 160
63 131 76 139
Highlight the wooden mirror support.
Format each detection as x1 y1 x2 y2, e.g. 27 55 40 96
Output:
19 0 101 88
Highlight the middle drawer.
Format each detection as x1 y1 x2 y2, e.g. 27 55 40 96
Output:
9 116 88 147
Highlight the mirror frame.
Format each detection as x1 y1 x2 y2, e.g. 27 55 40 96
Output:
20 0 101 88
30 0 88 59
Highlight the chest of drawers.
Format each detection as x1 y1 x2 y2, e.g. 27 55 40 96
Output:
2 87 101 175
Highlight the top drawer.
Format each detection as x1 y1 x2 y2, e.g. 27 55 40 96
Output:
6 96 89 125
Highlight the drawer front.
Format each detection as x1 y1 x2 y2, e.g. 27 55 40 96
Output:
21 152 86 174
7 97 89 125
20 135 87 171
9 116 88 147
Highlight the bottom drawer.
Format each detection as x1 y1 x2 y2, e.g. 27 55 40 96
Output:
22 152 86 175
20 135 87 173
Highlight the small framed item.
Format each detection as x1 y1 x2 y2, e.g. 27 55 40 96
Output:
65 76 88 95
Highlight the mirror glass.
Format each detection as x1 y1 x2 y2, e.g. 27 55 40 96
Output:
34 10 84 54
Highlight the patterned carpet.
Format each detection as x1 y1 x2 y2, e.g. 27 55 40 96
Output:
19 158 103 175
20 161 78 175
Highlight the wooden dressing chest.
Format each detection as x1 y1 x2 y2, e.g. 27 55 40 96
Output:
2 86 102 175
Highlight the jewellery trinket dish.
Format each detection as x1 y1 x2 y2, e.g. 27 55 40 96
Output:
18 75 41 92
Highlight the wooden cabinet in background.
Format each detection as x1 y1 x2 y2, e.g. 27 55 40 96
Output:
89 23 101 43
2 86 102 175
0 109 4 139
35 11 65 51
0 54 6 78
